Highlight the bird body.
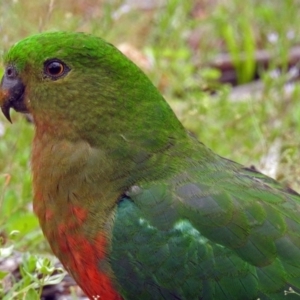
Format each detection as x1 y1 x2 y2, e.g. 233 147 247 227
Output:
1 32 300 299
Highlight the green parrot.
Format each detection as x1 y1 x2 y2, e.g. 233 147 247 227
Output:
1 31 300 300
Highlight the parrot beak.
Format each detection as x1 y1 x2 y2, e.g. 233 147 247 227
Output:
0 67 26 123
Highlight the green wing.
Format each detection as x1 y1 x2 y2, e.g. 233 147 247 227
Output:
110 143 300 300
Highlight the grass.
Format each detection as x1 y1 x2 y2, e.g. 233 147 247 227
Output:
1 0 300 298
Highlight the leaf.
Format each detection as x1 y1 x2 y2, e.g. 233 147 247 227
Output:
44 272 66 285
0 245 14 258
36 257 54 275
24 288 39 300
0 270 8 279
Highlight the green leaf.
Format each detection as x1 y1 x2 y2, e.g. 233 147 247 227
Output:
24 288 39 300
44 272 66 285
36 257 55 275
0 270 8 279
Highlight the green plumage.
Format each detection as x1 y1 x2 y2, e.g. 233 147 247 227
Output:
0 32 300 299
110 138 300 299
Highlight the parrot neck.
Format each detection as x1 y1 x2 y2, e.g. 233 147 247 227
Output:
33 107 191 188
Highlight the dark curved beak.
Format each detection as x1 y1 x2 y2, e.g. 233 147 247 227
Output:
0 69 26 123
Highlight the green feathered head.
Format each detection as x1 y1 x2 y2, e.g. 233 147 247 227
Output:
0 31 183 144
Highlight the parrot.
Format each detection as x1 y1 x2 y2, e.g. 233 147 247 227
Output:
1 31 300 300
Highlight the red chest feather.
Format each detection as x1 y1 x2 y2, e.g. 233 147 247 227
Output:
35 202 122 299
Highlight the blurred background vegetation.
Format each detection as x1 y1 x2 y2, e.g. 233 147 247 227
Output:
1 0 300 298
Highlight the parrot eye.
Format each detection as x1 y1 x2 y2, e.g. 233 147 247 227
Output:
6 66 17 78
44 59 70 80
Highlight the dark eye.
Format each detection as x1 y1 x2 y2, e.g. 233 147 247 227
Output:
44 59 70 79
6 66 16 78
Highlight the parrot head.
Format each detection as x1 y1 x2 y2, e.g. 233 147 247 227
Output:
0 32 184 146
